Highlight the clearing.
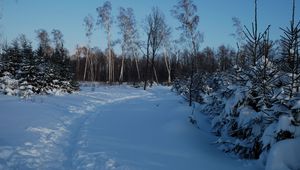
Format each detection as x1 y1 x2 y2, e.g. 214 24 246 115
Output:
0 85 263 170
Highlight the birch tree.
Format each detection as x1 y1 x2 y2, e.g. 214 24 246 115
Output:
172 0 203 106
231 17 245 67
162 33 173 85
163 46 172 85
83 14 94 81
117 7 139 83
97 1 114 83
51 29 64 50
35 29 52 57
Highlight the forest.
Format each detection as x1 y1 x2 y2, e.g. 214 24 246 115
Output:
0 0 299 169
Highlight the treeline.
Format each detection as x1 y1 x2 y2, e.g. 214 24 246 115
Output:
71 44 233 84
0 30 78 97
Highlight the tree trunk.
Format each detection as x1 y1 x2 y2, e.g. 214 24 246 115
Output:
108 30 113 84
189 64 194 107
189 35 197 107
89 53 94 81
253 0 258 66
150 49 156 87
83 51 89 81
76 55 80 80
153 66 158 84
134 52 141 81
119 53 125 83
144 33 151 90
164 48 171 85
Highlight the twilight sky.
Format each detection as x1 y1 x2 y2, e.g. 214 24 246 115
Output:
0 0 299 54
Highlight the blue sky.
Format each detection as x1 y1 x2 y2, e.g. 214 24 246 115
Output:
1 0 299 54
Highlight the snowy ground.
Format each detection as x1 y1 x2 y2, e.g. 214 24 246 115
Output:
0 85 263 170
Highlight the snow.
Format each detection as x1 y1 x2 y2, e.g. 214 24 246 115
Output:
291 99 300 110
0 85 262 170
266 138 300 170
237 106 259 127
262 122 277 149
276 115 294 133
261 114 300 170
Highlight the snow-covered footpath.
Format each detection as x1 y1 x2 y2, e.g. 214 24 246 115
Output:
0 85 262 170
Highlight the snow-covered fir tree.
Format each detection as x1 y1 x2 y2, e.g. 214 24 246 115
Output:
0 34 78 97
172 0 300 164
